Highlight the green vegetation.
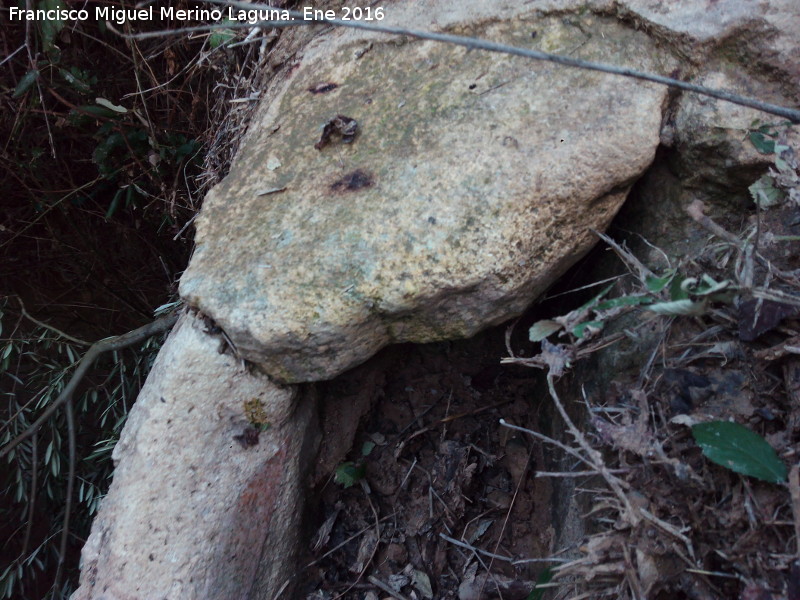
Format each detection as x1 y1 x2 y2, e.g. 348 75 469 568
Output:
529 268 735 345
692 421 787 484
0 1 267 596
0 299 163 599
334 461 367 488
504 125 799 598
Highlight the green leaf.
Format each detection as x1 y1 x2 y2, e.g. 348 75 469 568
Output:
594 295 652 310
95 97 128 113
75 105 120 119
690 274 732 297
646 298 707 316
749 175 784 209
0 564 12 582
176 140 200 163
669 275 689 301
334 461 365 488
93 130 123 172
125 184 136 208
106 188 123 219
572 320 604 339
578 283 615 312
645 270 675 293
59 67 91 94
209 25 236 49
529 320 562 342
38 0 66 52
692 421 787 483
50 453 60 477
13 69 40 98
748 131 776 154
361 441 376 456
527 567 554 600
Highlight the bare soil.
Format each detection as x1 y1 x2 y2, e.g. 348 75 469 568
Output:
301 323 567 599
296 200 800 600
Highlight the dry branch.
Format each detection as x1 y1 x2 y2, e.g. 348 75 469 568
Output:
1 311 178 597
0 313 178 460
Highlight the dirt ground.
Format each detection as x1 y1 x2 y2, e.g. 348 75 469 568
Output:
299 320 570 600
293 197 800 600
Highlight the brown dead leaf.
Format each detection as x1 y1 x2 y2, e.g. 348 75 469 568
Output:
311 502 342 552
350 527 379 574
739 297 800 341
431 440 475 522
592 390 658 458
539 339 573 377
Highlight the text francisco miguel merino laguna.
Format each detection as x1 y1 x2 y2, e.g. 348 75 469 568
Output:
6 5 365 26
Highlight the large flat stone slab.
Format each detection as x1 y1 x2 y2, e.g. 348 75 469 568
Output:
179 8 670 383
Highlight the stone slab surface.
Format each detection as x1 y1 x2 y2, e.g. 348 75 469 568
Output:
71 312 317 600
180 8 670 382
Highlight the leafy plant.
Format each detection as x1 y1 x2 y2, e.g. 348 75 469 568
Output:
747 122 799 209
87 119 200 219
1 2 235 596
0 299 163 599
529 270 734 345
37 0 67 54
334 461 366 488
9 20 202 225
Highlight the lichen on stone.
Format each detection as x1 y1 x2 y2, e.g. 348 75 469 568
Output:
243 397 270 429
